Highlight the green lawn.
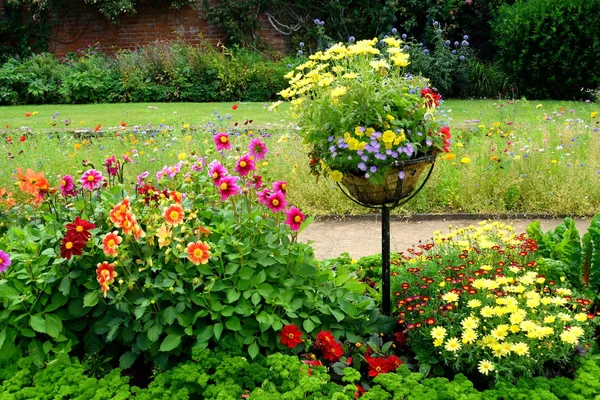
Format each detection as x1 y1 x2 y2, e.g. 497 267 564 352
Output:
1 99 599 216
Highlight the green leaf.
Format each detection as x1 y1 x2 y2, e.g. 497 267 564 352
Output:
225 316 241 331
196 325 213 343
147 324 163 342
58 276 71 296
251 292 261 306
0 329 6 351
45 293 68 313
28 339 45 367
248 341 259 359
163 307 177 325
83 292 99 308
238 267 254 280
257 283 274 298
302 319 316 333
213 322 223 341
119 351 137 369
159 333 181 352
44 314 62 338
30 314 46 334
227 288 241 303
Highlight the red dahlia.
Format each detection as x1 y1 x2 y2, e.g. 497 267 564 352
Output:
280 324 303 348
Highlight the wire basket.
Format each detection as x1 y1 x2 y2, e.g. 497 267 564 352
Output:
340 156 435 206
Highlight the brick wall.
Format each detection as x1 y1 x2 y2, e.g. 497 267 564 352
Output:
47 2 288 57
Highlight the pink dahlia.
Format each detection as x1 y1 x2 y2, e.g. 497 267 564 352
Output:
285 206 306 231
273 180 288 194
213 132 231 151
218 175 241 201
266 191 287 213
209 161 228 184
248 139 268 159
257 188 271 206
59 174 76 197
80 169 104 191
235 154 256 176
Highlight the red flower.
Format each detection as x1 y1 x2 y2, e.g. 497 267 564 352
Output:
65 217 96 241
421 88 441 108
280 324 303 348
385 355 403 372
25 112 32 117
355 385 366 398
232 104 238 110
60 232 86 260
395 331 407 346
315 330 335 348
365 356 391 377
94 124 102 132
321 340 344 362
19 135 26 142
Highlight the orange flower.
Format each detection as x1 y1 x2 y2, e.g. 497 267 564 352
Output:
102 231 122 257
121 213 137 236
169 190 182 204
96 261 117 298
163 204 184 226
109 198 131 227
156 224 172 248
132 224 145 241
13 168 46 196
186 241 211 265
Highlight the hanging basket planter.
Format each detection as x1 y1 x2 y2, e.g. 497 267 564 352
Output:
339 154 437 206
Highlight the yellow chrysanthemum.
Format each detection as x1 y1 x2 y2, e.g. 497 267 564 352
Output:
511 342 530 356
431 326 447 340
442 292 460 302
467 299 482 308
444 337 461 352
478 360 495 376
461 329 478 344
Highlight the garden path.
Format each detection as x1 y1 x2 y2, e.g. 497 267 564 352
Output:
299 217 591 260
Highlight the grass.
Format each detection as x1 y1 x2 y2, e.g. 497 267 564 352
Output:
1 99 599 217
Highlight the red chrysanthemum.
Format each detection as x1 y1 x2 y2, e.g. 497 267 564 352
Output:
315 330 335 348
385 355 403 372
280 324 303 349
96 261 117 298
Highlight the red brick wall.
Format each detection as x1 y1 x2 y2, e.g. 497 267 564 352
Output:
47 3 288 57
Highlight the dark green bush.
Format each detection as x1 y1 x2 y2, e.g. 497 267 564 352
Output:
491 0 600 99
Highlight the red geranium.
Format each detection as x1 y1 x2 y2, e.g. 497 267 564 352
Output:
280 324 303 348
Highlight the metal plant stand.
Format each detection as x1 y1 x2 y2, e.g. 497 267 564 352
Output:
337 154 437 316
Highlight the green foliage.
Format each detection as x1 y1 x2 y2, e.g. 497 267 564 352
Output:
0 134 381 369
491 0 600 99
527 214 600 297
0 41 299 105
4 353 600 399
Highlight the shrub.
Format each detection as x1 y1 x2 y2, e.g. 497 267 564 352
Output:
491 0 600 99
0 131 383 369
0 53 62 105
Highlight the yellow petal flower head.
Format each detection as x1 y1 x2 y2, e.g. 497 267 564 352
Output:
330 170 343 182
478 360 495 375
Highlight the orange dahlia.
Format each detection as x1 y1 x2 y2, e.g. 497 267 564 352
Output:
96 261 117 298
163 204 184 226
186 241 211 265
102 231 122 257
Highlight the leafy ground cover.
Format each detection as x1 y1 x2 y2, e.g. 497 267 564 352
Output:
1 99 598 216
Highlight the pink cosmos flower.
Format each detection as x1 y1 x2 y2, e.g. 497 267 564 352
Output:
248 139 268 159
266 191 287 213
209 161 228 184
59 174 76 197
273 180 288 194
80 169 104 191
285 207 306 231
218 175 241 201
257 188 271 205
0 250 11 273
213 132 231 151
235 154 256 176
105 155 119 176
137 171 149 185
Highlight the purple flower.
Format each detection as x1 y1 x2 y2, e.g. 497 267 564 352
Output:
370 166 377 173
0 250 10 273
398 171 405 180
59 175 76 197
358 162 367 171
137 171 149 185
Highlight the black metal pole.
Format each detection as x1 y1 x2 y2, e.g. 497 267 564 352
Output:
381 205 391 316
